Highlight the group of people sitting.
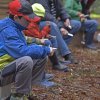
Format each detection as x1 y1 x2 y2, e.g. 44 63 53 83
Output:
0 0 98 99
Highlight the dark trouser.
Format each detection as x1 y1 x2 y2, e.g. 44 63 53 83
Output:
82 19 98 45
5 56 46 95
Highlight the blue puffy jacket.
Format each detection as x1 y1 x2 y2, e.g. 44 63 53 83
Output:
0 18 50 59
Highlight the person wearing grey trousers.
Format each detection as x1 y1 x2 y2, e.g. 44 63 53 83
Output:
7 56 55 100
7 56 46 95
0 0 56 99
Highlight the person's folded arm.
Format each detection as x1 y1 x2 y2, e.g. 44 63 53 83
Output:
64 0 80 17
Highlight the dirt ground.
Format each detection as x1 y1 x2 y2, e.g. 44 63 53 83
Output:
0 1 100 99
32 43 100 100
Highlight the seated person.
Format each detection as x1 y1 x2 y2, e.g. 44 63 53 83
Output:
29 0 81 64
65 0 98 50
23 3 69 71
0 0 56 99
24 3 57 49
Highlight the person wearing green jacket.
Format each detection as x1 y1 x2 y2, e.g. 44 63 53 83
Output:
64 0 98 50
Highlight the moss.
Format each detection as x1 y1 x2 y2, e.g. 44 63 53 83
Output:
91 14 100 18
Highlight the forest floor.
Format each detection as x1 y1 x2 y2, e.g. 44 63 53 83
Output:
0 1 100 99
32 42 100 100
0 15 100 100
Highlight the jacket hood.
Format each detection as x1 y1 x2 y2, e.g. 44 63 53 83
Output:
0 18 10 32
0 18 25 32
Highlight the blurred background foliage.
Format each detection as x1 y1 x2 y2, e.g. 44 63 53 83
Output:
91 0 100 14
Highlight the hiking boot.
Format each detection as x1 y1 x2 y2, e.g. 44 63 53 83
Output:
38 80 56 88
10 93 38 100
86 43 97 50
59 59 71 65
53 62 69 72
27 93 39 100
6 95 11 100
43 73 54 81
10 96 23 100
10 93 24 100
64 54 78 64
68 54 78 64
49 53 69 71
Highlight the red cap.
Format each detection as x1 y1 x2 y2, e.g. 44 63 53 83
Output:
9 0 23 16
8 0 33 16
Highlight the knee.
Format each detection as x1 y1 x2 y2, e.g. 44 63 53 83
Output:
74 21 81 29
49 22 58 28
72 20 81 30
21 56 33 70
92 20 98 27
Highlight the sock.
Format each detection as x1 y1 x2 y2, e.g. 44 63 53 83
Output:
63 54 71 60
